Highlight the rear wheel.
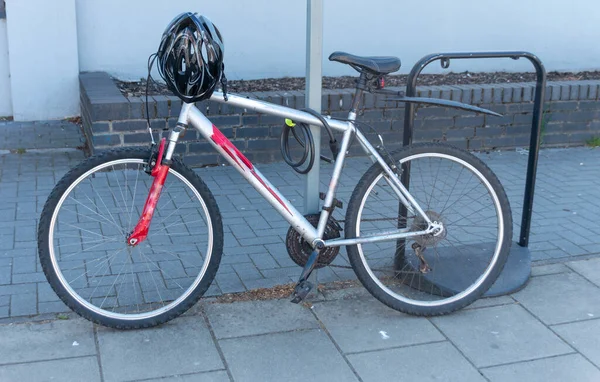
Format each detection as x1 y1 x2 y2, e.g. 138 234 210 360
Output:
345 143 512 316
38 148 223 329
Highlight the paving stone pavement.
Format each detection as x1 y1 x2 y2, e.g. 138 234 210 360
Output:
0 141 600 321
1 257 600 381
0 120 84 152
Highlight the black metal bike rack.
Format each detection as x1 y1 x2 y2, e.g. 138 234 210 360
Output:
398 51 547 296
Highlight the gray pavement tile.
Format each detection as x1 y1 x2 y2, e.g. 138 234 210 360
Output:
205 299 318 339
11 256 36 274
566 257 600 287
347 341 485 382
464 295 515 310
431 304 572 368
312 297 444 354
153 370 230 381
215 273 246 294
219 329 358 382
512 272 600 325
239 278 281 290
37 282 60 302
38 301 69 314
97 316 223 382
0 306 8 318
0 282 36 296
0 267 10 285
550 240 589 256
481 353 600 382
553 319 600 368
12 272 47 284
10 292 37 316
0 356 101 382
530 263 570 277
0 319 95 364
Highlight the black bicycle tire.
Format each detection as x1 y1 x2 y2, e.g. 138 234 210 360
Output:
37 147 223 329
345 143 512 316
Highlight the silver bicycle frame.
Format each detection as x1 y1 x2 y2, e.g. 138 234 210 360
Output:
163 91 433 249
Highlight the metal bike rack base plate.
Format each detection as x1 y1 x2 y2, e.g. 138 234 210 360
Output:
485 243 531 296
403 242 530 298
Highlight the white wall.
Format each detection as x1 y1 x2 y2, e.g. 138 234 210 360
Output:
76 0 600 81
0 20 12 116
6 0 80 121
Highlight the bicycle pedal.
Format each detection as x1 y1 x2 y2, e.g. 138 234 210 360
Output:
290 281 314 304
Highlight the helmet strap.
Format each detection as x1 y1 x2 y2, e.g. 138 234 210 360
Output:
220 64 228 101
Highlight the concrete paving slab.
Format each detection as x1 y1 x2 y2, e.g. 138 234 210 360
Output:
0 319 95 364
0 356 101 382
152 370 230 381
431 304 572 368
219 329 358 382
464 295 515 310
481 353 600 382
312 297 444 353
512 272 600 325
205 299 318 339
566 257 600 287
321 286 371 301
97 316 223 382
347 341 485 382
553 319 600 368
530 263 571 277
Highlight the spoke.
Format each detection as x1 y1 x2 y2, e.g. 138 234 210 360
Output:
439 165 466 214
129 251 141 313
66 248 124 286
138 250 186 291
58 239 124 260
57 222 115 240
55 233 115 241
151 217 206 236
61 205 120 229
88 178 125 235
112 164 130 221
99 252 130 309
439 173 481 215
88 251 122 306
154 197 198 228
444 203 497 227
127 164 142 233
137 249 165 306
426 156 444 209
55 238 119 248
149 246 204 268
65 196 124 233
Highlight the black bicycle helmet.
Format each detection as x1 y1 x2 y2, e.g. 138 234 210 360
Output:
157 13 224 103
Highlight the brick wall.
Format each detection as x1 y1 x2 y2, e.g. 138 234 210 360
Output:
80 72 600 167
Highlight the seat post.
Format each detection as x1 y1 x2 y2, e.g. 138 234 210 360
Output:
348 72 368 120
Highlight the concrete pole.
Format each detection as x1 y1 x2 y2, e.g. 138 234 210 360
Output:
304 0 323 215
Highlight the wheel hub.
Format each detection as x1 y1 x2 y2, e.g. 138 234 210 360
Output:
411 210 446 247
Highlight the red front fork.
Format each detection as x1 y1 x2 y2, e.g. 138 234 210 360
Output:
127 138 169 246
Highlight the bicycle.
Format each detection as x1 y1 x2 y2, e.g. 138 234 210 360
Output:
38 50 512 329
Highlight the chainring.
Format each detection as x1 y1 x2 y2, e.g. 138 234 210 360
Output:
285 214 342 268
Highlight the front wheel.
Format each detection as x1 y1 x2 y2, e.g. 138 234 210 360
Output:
345 143 512 316
38 148 223 329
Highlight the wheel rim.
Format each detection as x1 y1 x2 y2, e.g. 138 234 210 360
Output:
48 158 214 321
355 152 504 307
